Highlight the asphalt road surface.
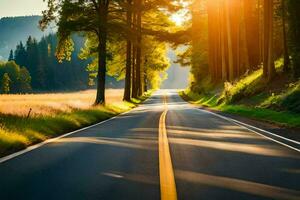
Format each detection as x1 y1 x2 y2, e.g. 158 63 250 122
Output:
0 90 299 200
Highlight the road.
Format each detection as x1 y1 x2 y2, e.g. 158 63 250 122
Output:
0 90 299 200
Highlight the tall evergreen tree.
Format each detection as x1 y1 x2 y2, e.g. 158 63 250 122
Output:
14 41 27 67
8 50 14 61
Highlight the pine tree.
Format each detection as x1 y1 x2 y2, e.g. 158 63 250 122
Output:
8 50 14 61
26 36 41 89
14 41 27 67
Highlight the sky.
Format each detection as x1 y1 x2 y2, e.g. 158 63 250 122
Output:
0 0 47 18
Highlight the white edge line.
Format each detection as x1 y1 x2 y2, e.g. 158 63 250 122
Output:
0 104 139 164
191 105 300 153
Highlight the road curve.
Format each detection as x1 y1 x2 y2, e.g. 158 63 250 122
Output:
0 90 299 200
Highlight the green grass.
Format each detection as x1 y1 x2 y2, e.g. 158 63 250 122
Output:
180 89 300 128
219 58 286 105
260 81 300 112
130 90 153 104
0 92 152 157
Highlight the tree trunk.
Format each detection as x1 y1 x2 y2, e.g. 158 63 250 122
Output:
123 0 132 101
263 0 275 80
267 0 275 81
95 34 107 105
144 73 147 92
240 0 250 74
95 6 108 105
207 0 215 81
132 45 138 98
136 0 142 96
263 0 269 78
131 1 138 98
220 1 227 81
258 0 264 65
282 0 290 72
225 0 234 81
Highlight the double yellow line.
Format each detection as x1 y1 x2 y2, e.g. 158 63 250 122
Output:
159 94 177 200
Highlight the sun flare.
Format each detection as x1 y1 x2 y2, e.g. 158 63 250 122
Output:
171 13 185 26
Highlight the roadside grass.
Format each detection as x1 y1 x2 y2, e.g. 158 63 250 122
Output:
130 90 153 104
180 86 300 128
0 90 151 157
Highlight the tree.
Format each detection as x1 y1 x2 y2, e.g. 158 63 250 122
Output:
26 36 41 89
281 0 290 72
0 61 32 93
287 0 300 78
135 0 143 96
14 41 27 67
17 67 32 92
41 0 113 104
8 50 14 61
123 0 133 101
143 36 170 89
1 73 11 94
263 0 275 80
129 0 178 97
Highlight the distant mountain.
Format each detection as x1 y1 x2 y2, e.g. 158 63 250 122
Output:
0 15 123 90
0 16 55 60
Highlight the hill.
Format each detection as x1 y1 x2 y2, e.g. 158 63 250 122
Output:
0 16 54 60
0 16 123 90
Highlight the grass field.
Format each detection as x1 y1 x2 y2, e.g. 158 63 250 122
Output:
0 89 150 157
0 89 123 116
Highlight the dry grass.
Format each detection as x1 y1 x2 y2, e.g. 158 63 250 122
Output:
0 89 152 157
0 89 124 117
0 89 151 157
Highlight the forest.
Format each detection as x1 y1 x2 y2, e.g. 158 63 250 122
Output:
171 0 300 119
36 0 300 109
185 0 300 86
2 34 90 92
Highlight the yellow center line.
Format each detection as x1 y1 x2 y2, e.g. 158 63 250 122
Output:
159 94 177 200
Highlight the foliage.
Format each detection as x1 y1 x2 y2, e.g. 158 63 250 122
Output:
0 61 31 93
143 36 170 89
1 73 11 94
12 34 90 91
220 69 264 104
218 59 287 104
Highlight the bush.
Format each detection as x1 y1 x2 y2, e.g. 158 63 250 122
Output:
219 69 264 104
